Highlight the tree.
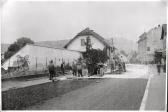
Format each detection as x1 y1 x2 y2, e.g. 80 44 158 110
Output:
85 36 92 52
82 36 109 75
4 37 34 60
16 37 34 48
8 42 20 52
4 51 16 60
83 49 109 64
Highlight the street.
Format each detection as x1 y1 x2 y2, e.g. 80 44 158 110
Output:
26 78 147 110
25 65 148 110
2 64 166 110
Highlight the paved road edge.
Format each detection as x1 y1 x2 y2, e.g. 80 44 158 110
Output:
139 65 152 110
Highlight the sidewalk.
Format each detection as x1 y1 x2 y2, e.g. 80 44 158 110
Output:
2 75 76 91
144 65 166 110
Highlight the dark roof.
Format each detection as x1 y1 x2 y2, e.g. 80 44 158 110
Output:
161 24 167 39
28 43 81 52
64 28 113 48
139 32 147 38
2 43 81 65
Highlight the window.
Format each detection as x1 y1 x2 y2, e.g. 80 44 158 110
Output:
147 47 150 51
81 39 85 46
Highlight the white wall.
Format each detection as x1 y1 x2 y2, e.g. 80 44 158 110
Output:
67 35 105 52
146 26 163 54
2 45 30 70
138 38 148 63
138 26 164 63
2 44 82 70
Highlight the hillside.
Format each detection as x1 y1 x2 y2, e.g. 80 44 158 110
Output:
108 37 137 54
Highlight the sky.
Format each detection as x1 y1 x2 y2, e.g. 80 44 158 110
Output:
1 0 167 44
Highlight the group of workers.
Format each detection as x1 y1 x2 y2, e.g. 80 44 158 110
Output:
72 61 89 77
48 56 127 81
72 61 106 77
110 56 126 74
48 60 87 81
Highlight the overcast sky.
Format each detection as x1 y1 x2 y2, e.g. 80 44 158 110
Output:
1 1 167 44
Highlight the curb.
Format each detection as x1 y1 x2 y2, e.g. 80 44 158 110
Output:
140 76 152 110
140 65 153 110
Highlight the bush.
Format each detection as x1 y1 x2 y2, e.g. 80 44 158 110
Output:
83 49 109 75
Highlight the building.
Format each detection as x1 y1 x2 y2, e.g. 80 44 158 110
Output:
2 44 82 71
160 24 167 53
137 32 148 63
155 24 167 65
64 28 114 58
137 24 166 64
160 24 167 72
2 28 118 77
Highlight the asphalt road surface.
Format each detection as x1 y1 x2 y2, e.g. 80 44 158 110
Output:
26 78 147 110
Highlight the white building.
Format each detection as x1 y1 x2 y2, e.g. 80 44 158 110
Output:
2 44 82 71
2 28 118 76
137 32 148 63
137 24 165 64
160 24 167 55
64 27 114 58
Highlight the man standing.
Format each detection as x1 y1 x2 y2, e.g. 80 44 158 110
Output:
61 62 65 75
110 58 115 73
72 62 77 76
157 60 161 75
161 57 165 73
48 60 55 82
77 62 82 77
120 56 126 72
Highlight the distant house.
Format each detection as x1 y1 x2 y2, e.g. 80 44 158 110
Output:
156 24 167 65
64 27 115 58
2 44 81 71
137 32 148 63
160 24 167 53
137 24 166 64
